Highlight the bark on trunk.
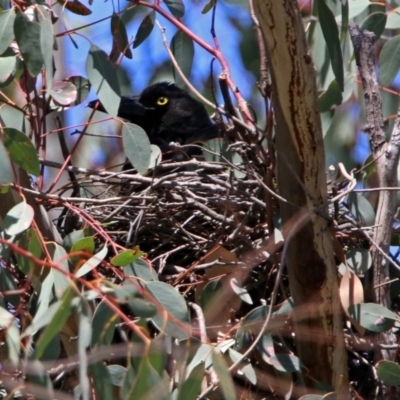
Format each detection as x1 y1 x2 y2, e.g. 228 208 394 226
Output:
254 0 348 395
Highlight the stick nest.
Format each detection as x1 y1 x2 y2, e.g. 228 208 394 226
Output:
55 154 271 276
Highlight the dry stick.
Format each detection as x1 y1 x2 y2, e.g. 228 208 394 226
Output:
248 0 270 97
354 187 400 192
349 24 400 361
11 185 156 204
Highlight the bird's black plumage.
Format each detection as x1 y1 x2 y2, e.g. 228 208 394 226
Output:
138 82 218 151
89 82 219 156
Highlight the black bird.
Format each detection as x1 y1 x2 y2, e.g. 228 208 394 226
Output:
89 82 219 156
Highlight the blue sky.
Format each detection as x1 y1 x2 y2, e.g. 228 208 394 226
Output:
54 0 261 167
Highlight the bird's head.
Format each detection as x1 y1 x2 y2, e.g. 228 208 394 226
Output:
138 82 217 146
139 82 192 114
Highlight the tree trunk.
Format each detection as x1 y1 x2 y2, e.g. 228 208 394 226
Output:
254 0 348 395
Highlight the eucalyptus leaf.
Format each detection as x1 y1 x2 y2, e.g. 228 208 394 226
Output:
14 11 44 77
133 11 155 49
348 303 399 332
86 43 120 117
0 8 16 55
379 35 400 87
122 123 152 174
171 30 194 87
3 127 40 175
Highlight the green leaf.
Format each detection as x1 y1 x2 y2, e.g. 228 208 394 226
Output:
47 242 70 299
361 12 387 39
3 201 34 235
0 104 30 132
63 228 86 251
35 272 55 324
379 35 400 87
15 228 43 274
89 362 114 400
3 127 40 175
238 304 268 334
149 144 162 168
318 79 343 112
273 297 294 317
123 357 170 400
347 192 375 227
33 286 75 359
348 303 399 332
386 7 400 29
165 0 185 18
113 280 140 302
201 0 215 14
70 236 95 256
0 9 16 55
122 122 152 175
75 245 107 277
110 13 132 60
38 5 54 92
345 248 372 276
14 11 44 77
146 281 191 339
228 348 256 384
177 362 204 400
128 297 158 318
335 0 370 21
91 299 119 348
236 304 268 350
230 278 252 304
318 0 344 91
0 139 14 184
39 334 60 362
148 336 168 375
340 0 348 43
199 278 222 311
256 333 275 363
0 48 18 87
86 43 121 117
111 248 144 267
124 258 159 281
107 364 127 387
133 11 155 49
269 354 303 373
170 30 194 87
376 360 400 386
212 350 236 400
22 299 61 338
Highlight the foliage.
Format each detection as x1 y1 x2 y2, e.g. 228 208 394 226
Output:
1 0 400 399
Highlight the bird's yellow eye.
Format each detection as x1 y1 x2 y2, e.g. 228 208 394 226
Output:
156 96 169 106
